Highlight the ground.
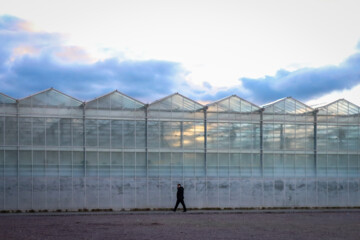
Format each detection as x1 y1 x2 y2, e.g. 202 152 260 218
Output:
1 210 360 240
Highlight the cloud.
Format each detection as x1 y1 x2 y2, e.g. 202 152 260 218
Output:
196 48 360 105
0 15 186 102
1 15 360 106
240 53 360 104
202 81 212 89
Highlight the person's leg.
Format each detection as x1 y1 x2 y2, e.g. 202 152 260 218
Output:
173 200 180 211
180 200 187 212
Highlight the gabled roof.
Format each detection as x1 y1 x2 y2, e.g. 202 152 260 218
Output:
207 95 260 113
262 97 313 114
0 92 16 104
85 90 145 110
148 93 204 111
19 88 83 107
317 99 360 115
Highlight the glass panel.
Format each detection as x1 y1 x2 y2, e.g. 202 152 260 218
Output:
135 121 146 149
252 154 261 177
21 89 82 107
60 151 72 165
348 102 359 115
160 152 171 177
148 152 159 176
111 120 123 149
230 153 240 177
147 121 159 149
195 153 205 176
98 95 111 109
124 121 135 149
348 155 359 177
263 154 274 177
284 154 295 177
284 124 295 150
60 119 72 146
60 151 72 176
33 118 45 146
184 153 195 177
111 152 122 176
218 153 229 177
5 117 18 145
209 96 259 113
33 150 45 176
171 152 183 177
207 153 218 177
295 154 306 177
240 123 259 150
19 150 31 176
264 98 312 114
306 154 315 177
19 118 32 146
263 124 273 150
230 123 241 150
160 122 178 149
274 153 284 177
86 119 97 147
99 152 110 177
285 98 296 114
86 151 97 176
0 93 16 103
338 154 348 177
149 94 202 111
73 151 84 176
99 120 110 148
229 96 241 112
327 154 337 176
207 122 217 149
0 117 3 146
136 152 146 177
72 119 83 147
317 154 327 177
46 151 59 176
240 153 252 177
46 118 59 146
124 152 135 176
217 98 230 112
5 150 17 176
218 123 230 149
327 125 339 152
112 92 144 109
0 150 3 177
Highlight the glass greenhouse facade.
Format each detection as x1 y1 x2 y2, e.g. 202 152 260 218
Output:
0 89 359 211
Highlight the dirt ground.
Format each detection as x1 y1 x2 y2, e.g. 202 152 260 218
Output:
1 211 360 240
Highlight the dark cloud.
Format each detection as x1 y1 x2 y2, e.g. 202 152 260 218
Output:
196 50 360 105
239 53 360 104
0 15 186 102
1 15 360 105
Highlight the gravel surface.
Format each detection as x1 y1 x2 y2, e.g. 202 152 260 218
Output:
1 211 360 240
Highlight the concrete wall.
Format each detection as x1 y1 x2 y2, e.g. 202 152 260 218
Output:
1 176 359 210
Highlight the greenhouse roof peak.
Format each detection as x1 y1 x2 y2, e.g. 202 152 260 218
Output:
207 95 260 113
19 88 83 107
0 92 17 104
317 98 360 115
262 97 313 114
149 92 204 111
85 90 145 110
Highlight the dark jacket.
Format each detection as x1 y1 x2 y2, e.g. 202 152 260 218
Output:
177 187 184 200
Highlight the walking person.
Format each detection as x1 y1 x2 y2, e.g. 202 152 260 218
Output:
173 184 187 212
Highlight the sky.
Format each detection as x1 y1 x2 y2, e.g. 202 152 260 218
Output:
1 0 360 106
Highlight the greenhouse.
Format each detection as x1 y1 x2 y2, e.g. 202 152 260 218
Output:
0 88 359 211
